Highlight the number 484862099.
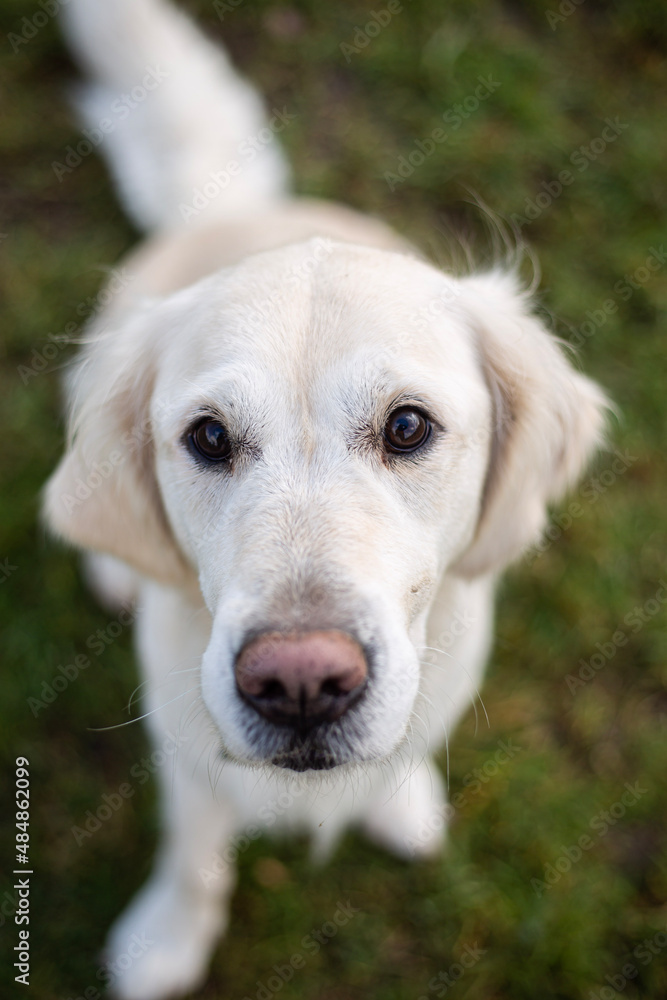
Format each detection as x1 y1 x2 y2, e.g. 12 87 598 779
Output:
16 758 30 865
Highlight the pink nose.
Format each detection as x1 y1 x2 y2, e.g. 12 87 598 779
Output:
235 630 368 729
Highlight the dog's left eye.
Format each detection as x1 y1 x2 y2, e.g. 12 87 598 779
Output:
384 407 432 454
189 418 232 461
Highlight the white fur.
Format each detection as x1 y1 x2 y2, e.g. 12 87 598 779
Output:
45 2 609 998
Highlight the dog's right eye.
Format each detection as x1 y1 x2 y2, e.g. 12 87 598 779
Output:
384 406 432 454
188 418 232 462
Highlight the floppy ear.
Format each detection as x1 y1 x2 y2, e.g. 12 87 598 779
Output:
43 313 191 585
452 270 611 578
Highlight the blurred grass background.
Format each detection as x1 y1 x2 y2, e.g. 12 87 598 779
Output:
1 0 666 997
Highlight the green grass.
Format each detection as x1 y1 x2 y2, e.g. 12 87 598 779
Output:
1 0 666 998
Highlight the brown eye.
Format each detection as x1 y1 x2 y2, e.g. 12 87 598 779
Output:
384 407 432 454
189 418 232 462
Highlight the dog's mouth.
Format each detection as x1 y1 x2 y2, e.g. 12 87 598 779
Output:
270 732 342 772
233 706 367 773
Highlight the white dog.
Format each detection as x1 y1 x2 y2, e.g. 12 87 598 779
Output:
44 1 608 997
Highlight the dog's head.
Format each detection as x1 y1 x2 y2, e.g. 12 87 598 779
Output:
44 240 607 771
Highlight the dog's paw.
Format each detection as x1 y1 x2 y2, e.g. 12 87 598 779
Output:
361 757 449 860
103 880 226 1000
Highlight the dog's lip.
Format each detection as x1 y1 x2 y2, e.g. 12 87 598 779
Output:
272 750 339 772
268 732 345 771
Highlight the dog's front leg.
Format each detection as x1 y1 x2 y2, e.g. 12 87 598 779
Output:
360 753 449 859
103 759 238 1000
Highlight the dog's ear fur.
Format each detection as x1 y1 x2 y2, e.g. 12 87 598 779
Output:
453 271 610 577
43 313 190 584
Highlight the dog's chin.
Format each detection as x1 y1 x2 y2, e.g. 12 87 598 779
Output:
227 719 370 773
271 740 343 772
263 731 355 773
272 754 336 772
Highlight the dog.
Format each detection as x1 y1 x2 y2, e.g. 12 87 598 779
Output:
44 1 609 997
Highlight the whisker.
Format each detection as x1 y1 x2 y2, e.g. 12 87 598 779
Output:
126 664 201 714
417 654 480 734
417 688 450 790
190 722 217 779
88 686 202 732
418 645 490 731
393 711 429 796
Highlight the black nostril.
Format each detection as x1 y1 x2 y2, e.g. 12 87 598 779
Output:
259 679 286 700
320 678 343 698
241 676 366 730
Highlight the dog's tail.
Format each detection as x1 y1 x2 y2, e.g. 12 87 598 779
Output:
60 0 291 232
